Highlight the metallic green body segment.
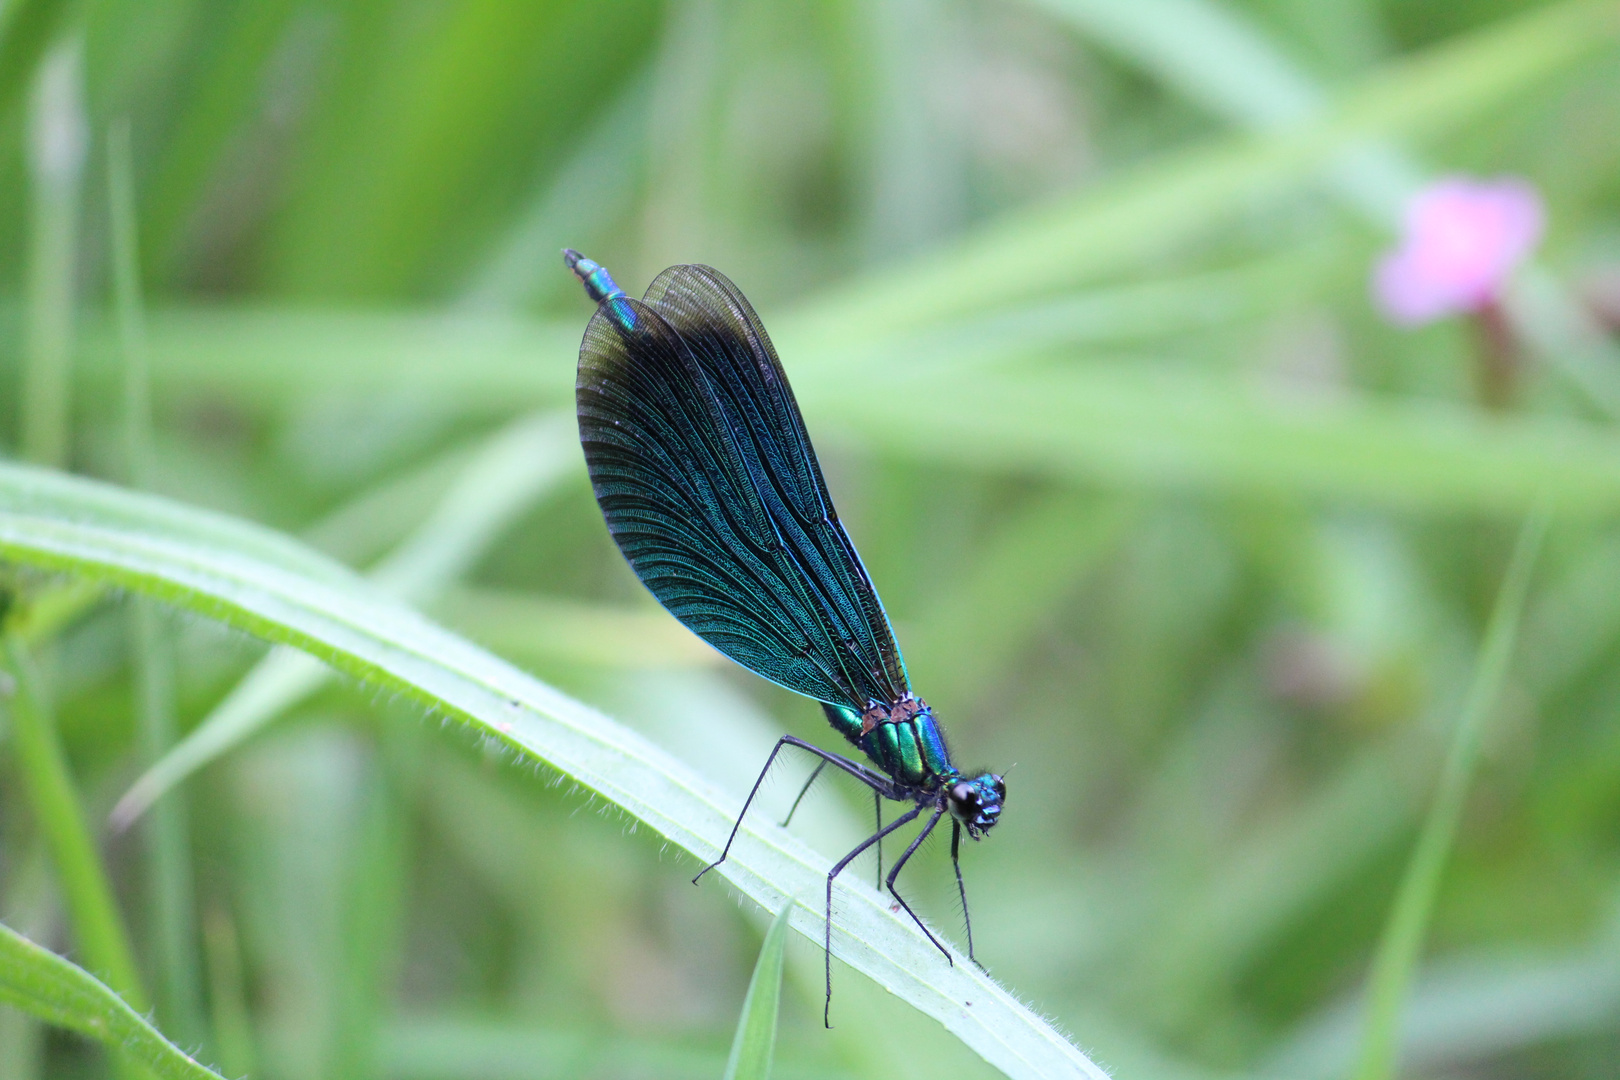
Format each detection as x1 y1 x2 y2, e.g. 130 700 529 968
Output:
892 722 924 784
850 714 951 788
563 248 636 332
823 703 957 788
874 723 902 775
822 702 863 740
917 714 953 777
563 248 624 301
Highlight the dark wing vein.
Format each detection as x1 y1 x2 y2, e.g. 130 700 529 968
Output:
640 266 907 698
576 265 908 709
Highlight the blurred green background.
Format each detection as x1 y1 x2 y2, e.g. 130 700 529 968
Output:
4 0 1620 1077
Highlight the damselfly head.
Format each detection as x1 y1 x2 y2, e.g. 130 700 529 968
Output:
948 772 1006 839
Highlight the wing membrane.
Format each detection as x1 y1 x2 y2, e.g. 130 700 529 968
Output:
575 265 908 709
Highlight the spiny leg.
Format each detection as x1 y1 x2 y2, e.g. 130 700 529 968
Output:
780 760 827 828
951 819 983 971
885 807 951 964
874 791 883 889
695 736 896 885
821 804 922 1027
773 751 886 891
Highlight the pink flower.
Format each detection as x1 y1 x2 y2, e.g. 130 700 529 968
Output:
1373 177 1544 326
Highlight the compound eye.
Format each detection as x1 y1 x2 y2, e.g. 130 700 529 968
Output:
951 782 977 807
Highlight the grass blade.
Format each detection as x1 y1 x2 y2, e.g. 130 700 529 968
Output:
1 635 148 1016
724 901 793 1080
91 304 1620 515
100 6 1619 413
1351 510 1549 1080
109 117 203 1043
0 0 75 121
456 69 650 312
1024 0 1325 128
790 0 1618 339
110 410 575 830
435 587 721 670
0 843 52 1079
0 462 1110 1080
826 366 1620 516
1031 0 1620 414
21 38 85 467
109 119 154 492
0 922 224 1080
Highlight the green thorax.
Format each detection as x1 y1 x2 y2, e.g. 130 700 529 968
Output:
822 697 956 790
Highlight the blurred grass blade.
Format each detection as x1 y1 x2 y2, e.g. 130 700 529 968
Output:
200 907 256 1079
0 462 1110 1080
21 37 85 467
118 307 580 403
0 921 225 1080
1 635 148 1017
791 0 1619 338
114 4 1619 410
109 120 154 490
826 366 1620 516
1272 930 1620 1078
1025 0 1595 218
374 1016 851 1080
7 576 104 644
110 118 202 1042
107 312 1620 514
1352 510 1549 1080
1024 0 1325 128
1029 0 1620 413
436 587 720 670
0 843 52 1079
909 495 1133 708
457 68 650 312
1026 0 1418 221
140 1 306 274
0 0 75 121
111 410 575 830
724 901 793 1080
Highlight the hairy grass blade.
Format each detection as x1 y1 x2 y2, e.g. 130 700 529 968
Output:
109 411 574 830
0 461 1110 1080
0 921 224 1080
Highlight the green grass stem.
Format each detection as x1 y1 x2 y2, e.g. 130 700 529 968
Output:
20 39 85 468
109 121 155 490
724 901 793 1080
1 635 148 1016
108 119 203 1044
200 907 256 1079
1351 510 1550 1080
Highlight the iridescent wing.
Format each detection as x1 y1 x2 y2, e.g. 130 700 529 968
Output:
575 263 908 710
